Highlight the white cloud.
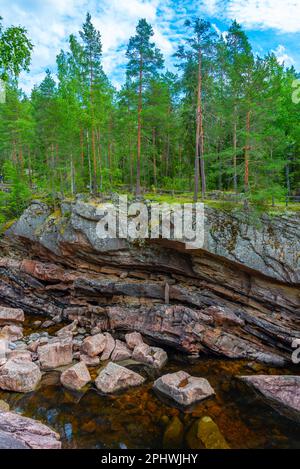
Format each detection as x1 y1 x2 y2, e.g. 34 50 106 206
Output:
226 0 300 33
2 0 300 94
200 0 219 15
2 0 176 93
273 45 295 67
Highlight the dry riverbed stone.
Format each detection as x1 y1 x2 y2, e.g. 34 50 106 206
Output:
111 340 131 361
132 343 168 369
61 361 91 391
100 332 115 361
81 333 106 357
38 338 73 370
95 362 145 394
153 370 215 406
125 332 144 350
0 358 41 393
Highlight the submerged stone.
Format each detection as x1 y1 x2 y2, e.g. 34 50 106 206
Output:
61 362 91 391
95 362 145 394
163 416 184 448
239 375 300 423
197 416 229 449
153 370 215 406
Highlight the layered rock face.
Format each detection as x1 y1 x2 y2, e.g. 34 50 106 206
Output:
0 199 299 365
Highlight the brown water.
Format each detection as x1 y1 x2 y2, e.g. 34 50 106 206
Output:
1 356 300 449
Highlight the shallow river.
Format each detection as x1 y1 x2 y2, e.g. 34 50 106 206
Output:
1 354 300 449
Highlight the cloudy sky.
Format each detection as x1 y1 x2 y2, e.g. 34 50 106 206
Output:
1 0 300 93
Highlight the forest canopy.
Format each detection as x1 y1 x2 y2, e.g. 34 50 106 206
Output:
0 13 299 220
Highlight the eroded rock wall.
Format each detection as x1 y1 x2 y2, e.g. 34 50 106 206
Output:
0 200 299 365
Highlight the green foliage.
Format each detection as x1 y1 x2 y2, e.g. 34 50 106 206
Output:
0 16 33 80
0 161 31 222
0 13 299 213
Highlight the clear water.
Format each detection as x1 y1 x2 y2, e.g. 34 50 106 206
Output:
1 356 300 449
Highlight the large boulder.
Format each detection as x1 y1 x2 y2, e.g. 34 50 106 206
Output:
38 338 73 370
132 343 167 369
153 370 215 406
95 362 145 394
81 334 106 357
0 412 61 449
0 358 41 392
111 340 131 361
0 430 29 449
60 362 91 391
240 375 300 423
0 307 24 326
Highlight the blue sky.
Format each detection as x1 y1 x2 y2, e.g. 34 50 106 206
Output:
1 0 300 93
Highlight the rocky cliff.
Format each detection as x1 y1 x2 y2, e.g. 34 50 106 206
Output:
0 199 299 365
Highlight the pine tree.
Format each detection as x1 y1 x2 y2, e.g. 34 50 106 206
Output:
175 19 217 201
126 19 164 195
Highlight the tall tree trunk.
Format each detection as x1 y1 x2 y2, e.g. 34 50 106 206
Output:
86 129 92 194
51 143 55 197
198 51 206 199
12 139 17 165
70 153 75 195
194 51 201 202
27 146 32 188
108 119 112 185
136 56 143 196
217 139 222 191
152 127 157 186
19 144 24 173
129 135 133 192
89 50 97 193
244 110 251 192
96 128 102 192
233 104 237 193
91 127 97 192
166 133 170 178
80 127 84 165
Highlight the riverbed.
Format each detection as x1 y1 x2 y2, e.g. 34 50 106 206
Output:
1 352 300 449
